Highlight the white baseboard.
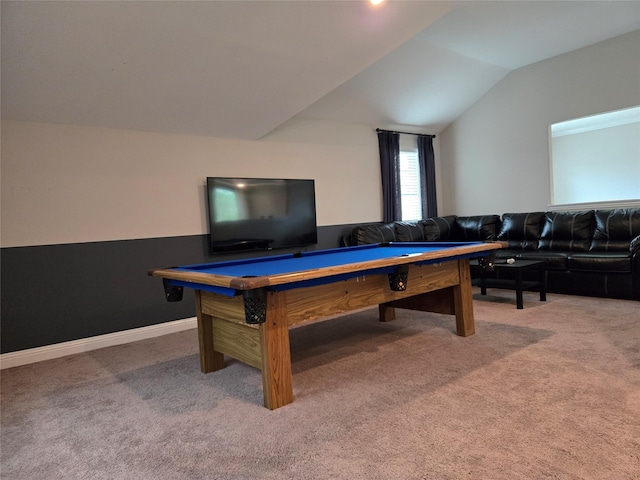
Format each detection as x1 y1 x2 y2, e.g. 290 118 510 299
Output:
0 317 197 370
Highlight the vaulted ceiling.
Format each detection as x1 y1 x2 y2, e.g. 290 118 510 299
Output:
2 1 639 140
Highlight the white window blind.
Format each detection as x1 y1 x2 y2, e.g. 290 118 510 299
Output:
400 150 422 221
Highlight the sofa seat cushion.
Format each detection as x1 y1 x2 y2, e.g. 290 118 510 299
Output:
394 221 426 242
539 211 594 252
568 252 632 273
590 209 640 251
501 250 570 270
422 215 458 241
351 223 396 245
455 215 500 241
497 212 545 250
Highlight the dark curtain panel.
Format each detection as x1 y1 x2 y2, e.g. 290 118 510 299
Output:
377 131 401 222
417 134 437 218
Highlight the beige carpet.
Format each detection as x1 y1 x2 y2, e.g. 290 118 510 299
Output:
2 290 639 479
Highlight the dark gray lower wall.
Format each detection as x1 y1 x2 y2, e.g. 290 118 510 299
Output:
1 224 356 353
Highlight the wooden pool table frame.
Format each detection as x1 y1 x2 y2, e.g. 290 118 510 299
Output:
150 242 501 409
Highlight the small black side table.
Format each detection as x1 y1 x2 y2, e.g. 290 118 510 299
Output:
471 259 546 309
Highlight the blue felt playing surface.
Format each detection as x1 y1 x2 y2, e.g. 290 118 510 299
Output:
178 242 479 278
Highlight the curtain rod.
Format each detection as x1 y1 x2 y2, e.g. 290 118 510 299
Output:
376 128 435 138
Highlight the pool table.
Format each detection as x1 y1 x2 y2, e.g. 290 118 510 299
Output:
149 241 501 409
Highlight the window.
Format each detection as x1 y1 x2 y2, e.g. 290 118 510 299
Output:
378 129 434 222
549 106 640 209
399 149 422 220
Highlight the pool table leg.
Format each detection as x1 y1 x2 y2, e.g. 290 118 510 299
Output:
452 259 475 337
378 303 395 322
260 291 294 410
195 291 225 373
378 259 475 337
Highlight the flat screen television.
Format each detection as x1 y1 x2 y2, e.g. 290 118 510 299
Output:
206 177 318 254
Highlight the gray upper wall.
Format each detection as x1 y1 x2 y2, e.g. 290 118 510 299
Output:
438 30 640 216
2 31 639 249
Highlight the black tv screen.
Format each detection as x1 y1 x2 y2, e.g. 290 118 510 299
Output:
206 177 318 254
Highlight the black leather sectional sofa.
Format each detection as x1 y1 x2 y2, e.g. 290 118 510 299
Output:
346 209 640 300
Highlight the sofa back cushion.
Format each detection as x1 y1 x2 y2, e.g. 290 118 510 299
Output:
497 212 545 250
351 223 397 245
422 216 458 241
590 209 640 251
394 221 426 242
539 211 594 251
455 215 500 241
